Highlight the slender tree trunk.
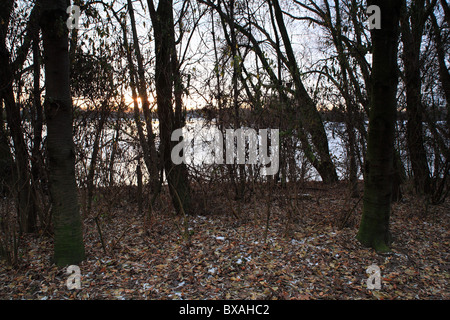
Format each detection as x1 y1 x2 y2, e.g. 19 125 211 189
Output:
86 101 108 213
332 0 359 196
0 0 33 233
211 10 224 131
127 0 160 195
218 0 247 198
392 148 406 202
137 163 143 216
109 108 122 187
148 0 192 215
0 1 13 197
357 0 402 253
346 112 359 197
268 1 287 186
119 19 154 176
39 0 85 266
206 0 336 183
270 0 338 184
0 115 13 196
430 11 450 124
440 0 450 25
400 0 431 194
29 25 43 231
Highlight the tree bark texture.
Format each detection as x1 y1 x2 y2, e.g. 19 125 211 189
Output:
357 0 402 253
148 0 192 215
39 0 85 266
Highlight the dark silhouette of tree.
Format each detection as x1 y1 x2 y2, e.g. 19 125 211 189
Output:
357 0 403 253
39 0 85 266
148 0 193 215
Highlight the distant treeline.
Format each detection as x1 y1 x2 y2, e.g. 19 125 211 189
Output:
319 106 447 123
9 103 446 124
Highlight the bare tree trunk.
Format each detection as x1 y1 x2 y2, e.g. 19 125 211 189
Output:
40 0 85 266
204 0 337 183
86 101 108 213
430 10 450 126
400 0 433 194
270 0 338 184
30 24 44 231
332 0 359 196
0 0 33 233
148 0 192 215
440 0 450 25
0 112 13 196
357 0 402 253
127 0 160 195
0 1 14 197
109 106 122 187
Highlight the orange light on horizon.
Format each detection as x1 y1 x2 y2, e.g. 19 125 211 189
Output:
123 93 200 112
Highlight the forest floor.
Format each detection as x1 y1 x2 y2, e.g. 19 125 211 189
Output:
0 181 449 300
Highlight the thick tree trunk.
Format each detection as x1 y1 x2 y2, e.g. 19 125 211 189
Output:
357 0 402 253
40 0 85 266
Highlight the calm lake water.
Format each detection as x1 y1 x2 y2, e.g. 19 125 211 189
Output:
25 117 443 186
